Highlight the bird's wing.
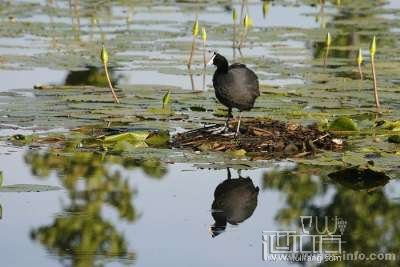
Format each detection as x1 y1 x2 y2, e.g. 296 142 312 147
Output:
229 67 260 98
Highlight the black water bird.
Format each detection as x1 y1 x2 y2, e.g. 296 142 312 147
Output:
208 52 260 135
210 168 259 237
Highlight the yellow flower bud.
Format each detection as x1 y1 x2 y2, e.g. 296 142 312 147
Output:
262 1 270 18
325 32 332 47
370 35 376 57
192 18 199 37
243 14 251 28
232 8 237 21
201 27 207 42
357 48 363 66
101 44 109 65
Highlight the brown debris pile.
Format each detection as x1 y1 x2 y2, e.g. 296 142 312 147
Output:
172 119 343 158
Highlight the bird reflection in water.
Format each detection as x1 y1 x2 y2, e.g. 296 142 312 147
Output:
210 168 259 237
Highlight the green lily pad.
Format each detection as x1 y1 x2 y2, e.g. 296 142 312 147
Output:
329 117 359 131
376 120 400 131
103 131 150 143
388 135 400 144
145 131 170 146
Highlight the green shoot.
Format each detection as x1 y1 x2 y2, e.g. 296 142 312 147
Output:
162 90 171 109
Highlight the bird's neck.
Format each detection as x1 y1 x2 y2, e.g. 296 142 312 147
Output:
216 59 229 73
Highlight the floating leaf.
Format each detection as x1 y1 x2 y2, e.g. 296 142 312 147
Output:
112 140 147 153
9 134 36 145
342 151 367 166
388 135 400 144
376 120 400 131
329 117 358 131
103 131 150 143
145 131 170 146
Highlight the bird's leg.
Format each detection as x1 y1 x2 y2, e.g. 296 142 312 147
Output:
227 167 232 180
223 108 233 132
235 112 242 137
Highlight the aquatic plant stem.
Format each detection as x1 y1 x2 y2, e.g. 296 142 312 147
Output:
202 38 206 91
188 68 195 91
358 63 363 80
323 45 330 68
238 27 248 51
187 35 196 69
103 63 120 104
371 57 380 112
233 18 237 60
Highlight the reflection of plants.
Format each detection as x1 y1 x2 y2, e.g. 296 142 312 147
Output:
26 150 136 266
263 164 400 266
25 148 166 266
64 66 119 87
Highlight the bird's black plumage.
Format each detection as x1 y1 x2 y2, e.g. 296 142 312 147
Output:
211 53 260 113
209 53 260 134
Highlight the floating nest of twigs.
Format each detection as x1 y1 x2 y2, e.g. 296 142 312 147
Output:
172 119 344 159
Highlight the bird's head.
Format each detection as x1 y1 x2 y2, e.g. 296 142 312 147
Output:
207 52 228 70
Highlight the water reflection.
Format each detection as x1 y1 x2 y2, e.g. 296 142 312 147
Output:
64 66 121 87
24 147 167 266
312 0 394 66
263 164 400 265
328 166 390 191
210 168 259 237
